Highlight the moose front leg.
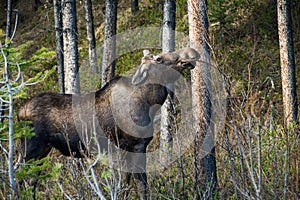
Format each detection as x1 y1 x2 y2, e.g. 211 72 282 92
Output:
131 144 148 200
133 171 147 200
22 135 52 161
122 170 147 200
121 171 132 199
122 150 148 200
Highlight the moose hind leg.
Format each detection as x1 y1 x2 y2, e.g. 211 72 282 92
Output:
49 132 86 158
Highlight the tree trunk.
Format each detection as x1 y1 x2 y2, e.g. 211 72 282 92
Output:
131 0 139 15
0 102 4 123
160 0 176 166
187 0 217 198
277 0 298 125
2 0 13 122
101 0 117 86
0 45 16 195
5 0 12 40
53 0 65 94
85 0 98 74
62 0 80 94
34 0 42 11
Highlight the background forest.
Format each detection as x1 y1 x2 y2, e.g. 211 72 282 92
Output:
0 0 299 199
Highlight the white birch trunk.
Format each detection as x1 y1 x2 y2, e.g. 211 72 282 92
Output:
63 0 80 94
160 0 176 166
101 0 117 86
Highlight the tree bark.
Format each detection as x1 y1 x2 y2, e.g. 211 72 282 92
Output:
85 0 98 74
277 0 298 125
0 44 16 195
62 0 80 94
53 0 65 94
34 0 42 11
101 0 117 86
131 0 139 15
187 0 217 198
160 0 176 166
5 0 12 40
2 0 13 122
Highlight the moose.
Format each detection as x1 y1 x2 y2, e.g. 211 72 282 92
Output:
18 47 200 199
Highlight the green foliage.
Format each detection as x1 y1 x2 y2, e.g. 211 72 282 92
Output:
115 49 160 76
28 47 56 67
16 158 63 199
0 41 58 198
101 169 113 180
0 41 57 96
25 66 56 87
20 186 35 199
118 5 162 31
16 158 52 180
176 3 189 33
0 0 298 199
0 121 34 141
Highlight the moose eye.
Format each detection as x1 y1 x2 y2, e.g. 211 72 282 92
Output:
154 56 162 63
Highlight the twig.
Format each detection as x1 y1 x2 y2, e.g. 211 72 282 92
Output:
79 160 106 200
57 179 72 200
9 11 19 42
256 124 262 200
283 145 289 200
225 128 241 199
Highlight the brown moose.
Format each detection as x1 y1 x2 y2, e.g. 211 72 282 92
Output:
18 47 200 199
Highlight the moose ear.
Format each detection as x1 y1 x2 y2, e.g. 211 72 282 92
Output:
132 66 148 85
143 49 150 56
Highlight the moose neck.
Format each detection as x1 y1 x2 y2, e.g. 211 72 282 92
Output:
138 83 169 106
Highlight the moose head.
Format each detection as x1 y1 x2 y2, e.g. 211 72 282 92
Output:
132 47 200 85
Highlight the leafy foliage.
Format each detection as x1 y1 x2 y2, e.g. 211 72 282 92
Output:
0 41 58 199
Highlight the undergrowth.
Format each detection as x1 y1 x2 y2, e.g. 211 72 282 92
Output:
0 0 299 199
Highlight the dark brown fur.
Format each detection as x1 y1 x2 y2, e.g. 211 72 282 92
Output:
18 47 200 199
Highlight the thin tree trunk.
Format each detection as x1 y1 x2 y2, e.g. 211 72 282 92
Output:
0 102 4 123
187 0 217 198
7 77 15 196
6 0 12 40
34 0 42 10
277 0 298 125
101 0 118 86
3 0 12 188
53 0 65 94
160 0 176 166
131 0 139 15
62 0 80 94
2 0 13 122
85 0 98 74
0 44 16 196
